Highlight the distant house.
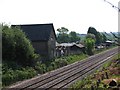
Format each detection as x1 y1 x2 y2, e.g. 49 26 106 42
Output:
56 43 85 57
105 40 115 47
12 24 56 61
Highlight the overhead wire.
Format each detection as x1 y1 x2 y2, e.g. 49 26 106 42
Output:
104 0 120 12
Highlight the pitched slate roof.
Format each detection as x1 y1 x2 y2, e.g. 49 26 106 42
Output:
12 23 56 41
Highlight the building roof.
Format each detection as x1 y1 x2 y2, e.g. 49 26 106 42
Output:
12 23 56 41
105 40 115 43
60 43 75 47
57 43 84 48
75 44 85 48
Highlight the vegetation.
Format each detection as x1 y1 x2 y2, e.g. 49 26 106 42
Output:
101 33 107 43
2 25 39 66
69 31 81 43
39 53 88 73
84 34 95 55
57 27 80 43
87 27 107 45
57 27 70 43
2 67 37 86
2 25 39 87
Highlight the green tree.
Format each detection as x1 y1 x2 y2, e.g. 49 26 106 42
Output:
69 31 80 43
57 27 69 43
87 27 98 35
2 25 39 66
57 33 69 43
87 27 102 45
96 32 102 44
85 37 95 55
57 27 69 34
101 33 107 43
86 33 96 40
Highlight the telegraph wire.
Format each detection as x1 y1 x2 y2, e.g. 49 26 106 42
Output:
104 0 120 12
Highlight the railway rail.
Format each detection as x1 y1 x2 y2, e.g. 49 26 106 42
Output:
5 47 119 90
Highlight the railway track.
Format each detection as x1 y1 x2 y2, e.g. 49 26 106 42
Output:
6 47 119 90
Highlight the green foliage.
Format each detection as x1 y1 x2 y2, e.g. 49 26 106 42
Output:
54 58 68 68
69 31 80 43
70 77 92 89
65 54 88 64
96 32 102 44
101 33 107 43
2 67 37 86
85 38 95 55
87 27 103 45
87 27 98 35
86 33 96 40
35 62 46 74
57 27 69 34
57 33 70 43
57 27 69 43
2 25 39 66
2 25 39 87
57 27 80 43
45 54 88 72
2 69 14 86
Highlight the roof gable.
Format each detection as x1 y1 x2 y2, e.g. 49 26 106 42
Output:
12 23 56 41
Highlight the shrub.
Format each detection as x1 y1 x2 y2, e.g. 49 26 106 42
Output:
54 58 68 68
51 62 57 69
2 69 14 86
35 62 46 74
47 66 54 71
2 25 39 66
2 67 37 86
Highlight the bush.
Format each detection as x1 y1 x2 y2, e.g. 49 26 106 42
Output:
35 62 46 74
15 67 37 80
2 67 37 86
2 69 14 86
2 25 39 66
54 58 68 68
51 62 57 69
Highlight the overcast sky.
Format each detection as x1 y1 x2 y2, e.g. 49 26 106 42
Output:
0 0 119 34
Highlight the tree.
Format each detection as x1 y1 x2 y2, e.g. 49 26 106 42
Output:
86 33 96 40
57 27 81 43
57 27 69 34
69 31 80 43
96 32 102 45
57 27 69 43
87 27 102 45
2 25 39 66
85 36 95 55
57 33 69 43
101 33 107 43
110 32 119 38
87 27 98 35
